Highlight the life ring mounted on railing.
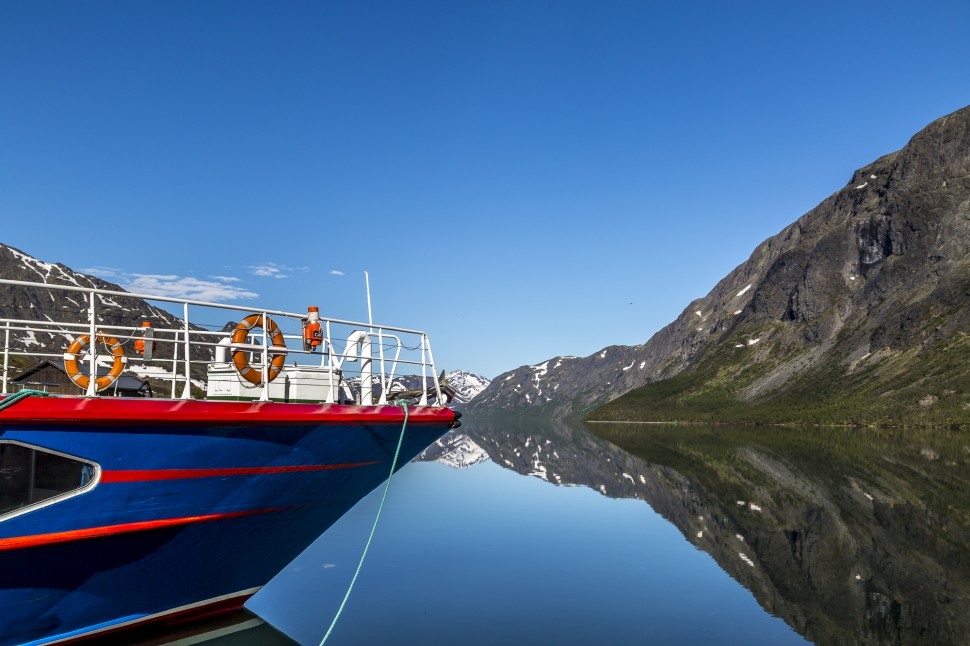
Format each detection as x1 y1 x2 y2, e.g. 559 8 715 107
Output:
231 314 287 386
63 333 127 392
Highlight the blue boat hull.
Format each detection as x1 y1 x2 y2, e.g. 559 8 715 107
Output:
0 402 453 645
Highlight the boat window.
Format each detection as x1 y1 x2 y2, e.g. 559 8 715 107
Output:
0 442 97 518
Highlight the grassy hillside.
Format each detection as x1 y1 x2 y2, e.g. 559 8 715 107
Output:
588 332 970 427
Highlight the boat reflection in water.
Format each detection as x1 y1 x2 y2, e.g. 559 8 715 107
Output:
82 609 295 645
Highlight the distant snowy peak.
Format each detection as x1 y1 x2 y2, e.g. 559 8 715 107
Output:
341 370 489 404
467 350 648 416
416 432 490 468
445 370 491 403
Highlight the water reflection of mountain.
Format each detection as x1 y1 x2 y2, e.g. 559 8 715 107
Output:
446 417 970 646
417 432 491 469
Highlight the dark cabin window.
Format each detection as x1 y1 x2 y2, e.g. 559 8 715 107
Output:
0 442 96 517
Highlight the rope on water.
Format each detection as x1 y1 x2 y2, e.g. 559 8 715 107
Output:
0 389 50 412
319 402 410 645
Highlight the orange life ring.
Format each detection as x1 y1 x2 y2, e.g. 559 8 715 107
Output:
231 314 287 386
63 333 127 392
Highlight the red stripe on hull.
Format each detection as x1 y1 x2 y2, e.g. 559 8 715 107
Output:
100 461 381 482
0 508 285 551
0 396 456 427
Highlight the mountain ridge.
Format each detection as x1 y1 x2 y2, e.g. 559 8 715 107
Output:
471 104 970 425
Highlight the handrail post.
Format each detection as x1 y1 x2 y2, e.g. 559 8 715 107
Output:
2 321 9 394
170 330 178 398
424 335 443 404
86 294 98 396
325 320 334 404
180 303 192 399
259 313 270 402
419 335 428 406
377 327 387 404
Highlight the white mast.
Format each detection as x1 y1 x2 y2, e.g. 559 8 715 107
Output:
365 271 373 333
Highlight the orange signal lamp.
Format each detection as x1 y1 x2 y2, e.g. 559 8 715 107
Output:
304 306 323 351
134 321 153 355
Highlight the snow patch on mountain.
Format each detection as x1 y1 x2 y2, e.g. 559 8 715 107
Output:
416 432 490 468
445 370 491 403
343 369 489 404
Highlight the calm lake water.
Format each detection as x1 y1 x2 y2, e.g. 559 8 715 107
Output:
236 417 970 646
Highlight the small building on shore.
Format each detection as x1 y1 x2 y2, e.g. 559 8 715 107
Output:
9 360 153 397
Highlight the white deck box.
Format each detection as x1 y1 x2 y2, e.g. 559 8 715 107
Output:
205 364 342 403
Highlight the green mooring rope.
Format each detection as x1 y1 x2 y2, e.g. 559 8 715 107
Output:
319 402 410 645
0 389 50 411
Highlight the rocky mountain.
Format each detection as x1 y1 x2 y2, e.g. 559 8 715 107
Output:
346 370 490 404
472 104 970 425
0 243 191 370
469 347 652 419
443 370 491 403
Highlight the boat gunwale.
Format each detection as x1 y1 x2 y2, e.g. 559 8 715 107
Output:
0 396 457 426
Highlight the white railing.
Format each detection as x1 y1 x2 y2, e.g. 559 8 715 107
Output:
0 278 445 406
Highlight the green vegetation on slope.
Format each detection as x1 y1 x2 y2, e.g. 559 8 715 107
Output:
588 333 970 427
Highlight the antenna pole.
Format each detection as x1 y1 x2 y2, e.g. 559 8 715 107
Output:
365 271 373 333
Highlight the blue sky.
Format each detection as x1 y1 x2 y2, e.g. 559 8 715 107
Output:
2 1 969 378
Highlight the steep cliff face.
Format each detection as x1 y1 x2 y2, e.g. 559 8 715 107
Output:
473 105 970 423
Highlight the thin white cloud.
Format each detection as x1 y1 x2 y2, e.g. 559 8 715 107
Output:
79 266 123 278
330 270 345 276
250 263 287 279
248 263 309 279
209 275 241 283
124 274 258 301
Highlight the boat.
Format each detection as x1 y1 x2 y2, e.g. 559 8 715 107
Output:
0 277 460 645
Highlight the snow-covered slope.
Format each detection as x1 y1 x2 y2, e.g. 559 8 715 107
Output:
0 242 193 360
344 370 490 404
445 370 490 403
